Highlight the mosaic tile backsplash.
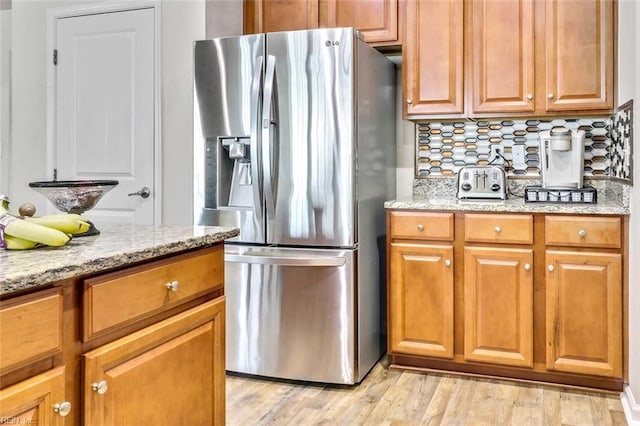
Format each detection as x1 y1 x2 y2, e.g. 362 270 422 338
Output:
416 108 633 183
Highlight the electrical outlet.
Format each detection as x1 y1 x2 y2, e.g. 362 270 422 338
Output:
512 145 526 165
490 145 504 165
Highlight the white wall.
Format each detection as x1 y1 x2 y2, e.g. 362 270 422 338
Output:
0 8 10 195
395 64 414 199
618 0 640 422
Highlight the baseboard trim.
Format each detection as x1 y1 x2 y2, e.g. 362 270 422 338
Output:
622 384 640 425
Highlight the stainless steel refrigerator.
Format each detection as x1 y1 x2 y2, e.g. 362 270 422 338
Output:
193 27 396 384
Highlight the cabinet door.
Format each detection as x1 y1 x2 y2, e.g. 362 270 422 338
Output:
469 0 535 114
389 243 454 358
0 367 67 426
546 251 622 377
84 298 225 425
544 0 614 112
464 247 533 367
244 0 319 34
403 0 464 117
325 0 399 45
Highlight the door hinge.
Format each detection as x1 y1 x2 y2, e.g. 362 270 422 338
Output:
53 49 58 66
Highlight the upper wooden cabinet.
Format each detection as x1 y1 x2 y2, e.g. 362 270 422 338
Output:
544 0 614 112
403 0 464 117
405 0 615 118
244 0 319 34
469 0 535 114
244 0 402 46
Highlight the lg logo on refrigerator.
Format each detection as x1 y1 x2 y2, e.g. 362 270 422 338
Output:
325 40 340 47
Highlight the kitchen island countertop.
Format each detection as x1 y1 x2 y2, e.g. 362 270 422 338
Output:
0 223 239 296
384 196 629 215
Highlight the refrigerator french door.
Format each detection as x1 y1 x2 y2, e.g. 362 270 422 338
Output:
194 28 396 384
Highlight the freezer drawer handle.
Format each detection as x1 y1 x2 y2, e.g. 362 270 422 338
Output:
225 253 345 267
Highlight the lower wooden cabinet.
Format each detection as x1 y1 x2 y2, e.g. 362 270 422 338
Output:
83 297 225 426
545 250 622 378
0 367 67 426
464 247 533 367
388 210 626 391
389 242 454 358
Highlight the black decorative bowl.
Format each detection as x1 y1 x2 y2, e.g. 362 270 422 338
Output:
29 180 119 236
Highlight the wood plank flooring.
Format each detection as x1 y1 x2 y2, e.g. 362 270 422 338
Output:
226 361 627 425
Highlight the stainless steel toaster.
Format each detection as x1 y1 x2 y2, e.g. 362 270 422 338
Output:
456 165 507 200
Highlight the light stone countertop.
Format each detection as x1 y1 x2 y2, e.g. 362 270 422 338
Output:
384 196 629 215
0 223 239 296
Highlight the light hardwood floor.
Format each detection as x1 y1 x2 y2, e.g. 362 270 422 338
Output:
226 361 627 425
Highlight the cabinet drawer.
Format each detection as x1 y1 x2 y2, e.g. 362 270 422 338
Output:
0 288 63 374
83 246 223 340
389 211 454 241
545 216 621 248
464 214 533 244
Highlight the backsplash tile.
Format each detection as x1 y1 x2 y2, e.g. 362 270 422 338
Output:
611 100 633 182
416 118 613 177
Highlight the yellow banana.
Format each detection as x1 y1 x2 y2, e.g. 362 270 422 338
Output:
4 234 40 250
25 215 90 235
1 214 71 247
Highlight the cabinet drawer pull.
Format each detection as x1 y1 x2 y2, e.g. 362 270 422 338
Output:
53 401 72 417
444 259 451 267
578 229 586 238
406 98 413 104
547 93 554 99
494 226 502 233
166 280 180 292
524 263 531 271
91 380 109 395
416 224 424 231
526 93 533 100
548 265 555 272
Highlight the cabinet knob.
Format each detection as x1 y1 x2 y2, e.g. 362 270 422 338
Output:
444 259 451 267
406 98 413 104
524 263 531 271
53 401 72 417
91 380 109 395
526 94 533 100
494 226 502 233
416 224 424 231
547 93 554 99
166 280 180 292
578 229 586 238
548 264 555 272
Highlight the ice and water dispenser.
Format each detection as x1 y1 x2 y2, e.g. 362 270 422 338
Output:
204 136 253 209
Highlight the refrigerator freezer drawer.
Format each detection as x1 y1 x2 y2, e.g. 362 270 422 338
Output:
225 245 356 384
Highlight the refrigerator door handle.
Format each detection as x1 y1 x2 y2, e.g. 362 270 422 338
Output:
250 55 265 221
225 253 346 267
262 55 278 220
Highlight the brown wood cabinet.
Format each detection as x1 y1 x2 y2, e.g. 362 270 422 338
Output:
244 0 402 46
469 0 535 114
0 367 67 425
389 242 454 358
387 210 626 391
0 244 226 426
404 0 615 118
464 247 533 368
403 0 464 117
84 298 225 426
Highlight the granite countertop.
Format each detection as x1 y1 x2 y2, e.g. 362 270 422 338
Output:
385 177 631 215
384 195 629 215
0 223 239 296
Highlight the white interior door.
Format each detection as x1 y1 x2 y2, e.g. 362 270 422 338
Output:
55 8 154 224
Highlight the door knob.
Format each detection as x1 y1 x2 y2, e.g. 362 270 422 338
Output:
128 186 151 198
524 263 531 271
444 259 451 267
548 265 555 272
53 401 72 417
91 380 109 395
547 93 555 99
526 94 533 100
